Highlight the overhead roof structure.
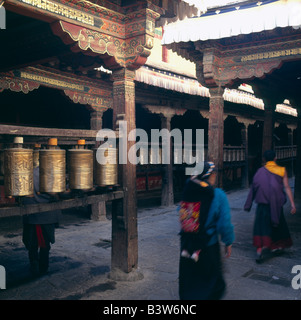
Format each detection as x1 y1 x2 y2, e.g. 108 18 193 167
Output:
162 0 301 44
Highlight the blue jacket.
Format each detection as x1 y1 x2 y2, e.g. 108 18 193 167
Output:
204 188 235 247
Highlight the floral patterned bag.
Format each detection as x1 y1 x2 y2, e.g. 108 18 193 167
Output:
179 201 201 233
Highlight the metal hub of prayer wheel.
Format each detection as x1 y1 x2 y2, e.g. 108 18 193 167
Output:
95 146 118 186
68 140 93 190
39 139 66 193
4 137 33 197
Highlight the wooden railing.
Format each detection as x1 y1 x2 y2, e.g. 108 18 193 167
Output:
223 146 246 162
275 145 297 160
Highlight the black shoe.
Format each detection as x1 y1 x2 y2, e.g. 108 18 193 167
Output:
256 253 263 264
256 248 270 264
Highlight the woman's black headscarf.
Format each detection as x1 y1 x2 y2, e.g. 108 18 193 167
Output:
182 161 216 203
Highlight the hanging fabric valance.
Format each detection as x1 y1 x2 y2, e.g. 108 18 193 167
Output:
135 65 210 97
135 66 266 109
162 0 301 44
276 100 298 116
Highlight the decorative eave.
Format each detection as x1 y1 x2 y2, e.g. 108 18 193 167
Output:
276 99 298 117
4 0 165 70
0 66 113 111
162 0 301 44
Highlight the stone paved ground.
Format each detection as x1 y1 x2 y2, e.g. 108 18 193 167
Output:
0 180 300 301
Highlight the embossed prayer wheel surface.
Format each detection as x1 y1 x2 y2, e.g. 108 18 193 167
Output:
95 147 118 186
4 148 33 196
68 149 93 190
39 149 66 193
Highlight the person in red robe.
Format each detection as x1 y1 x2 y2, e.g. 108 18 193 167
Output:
244 150 296 263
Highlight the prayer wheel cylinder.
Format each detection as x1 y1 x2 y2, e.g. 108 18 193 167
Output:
4 137 34 197
95 146 118 186
68 140 93 190
39 139 66 193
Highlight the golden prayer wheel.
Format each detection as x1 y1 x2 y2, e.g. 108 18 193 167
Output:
95 146 118 186
4 137 34 197
39 138 66 193
68 140 93 190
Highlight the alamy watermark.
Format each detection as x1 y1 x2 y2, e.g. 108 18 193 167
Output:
291 265 301 290
0 2 6 30
0 265 5 289
96 121 205 176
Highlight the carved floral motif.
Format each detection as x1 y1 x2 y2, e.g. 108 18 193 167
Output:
64 89 111 111
51 10 157 70
0 75 40 94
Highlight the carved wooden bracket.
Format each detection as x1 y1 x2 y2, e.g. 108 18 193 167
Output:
143 105 186 119
0 72 40 94
194 34 301 88
51 6 160 70
63 90 111 112
234 115 257 127
200 110 210 119
0 67 113 112
197 47 282 88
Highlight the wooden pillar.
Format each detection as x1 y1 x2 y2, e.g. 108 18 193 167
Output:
287 127 294 178
143 105 185 206
208 86 224 187
90 110 107 221
295 113 301 202
261 102 275 157
90 110 103 132
241 122 249 188
160 114 174 207
110 68 141 280
90 201 107 221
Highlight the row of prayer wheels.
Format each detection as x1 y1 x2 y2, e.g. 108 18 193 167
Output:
139 148 203 165
3 137 118 197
